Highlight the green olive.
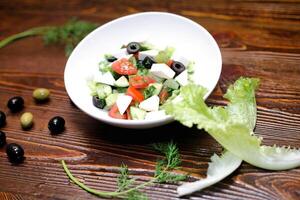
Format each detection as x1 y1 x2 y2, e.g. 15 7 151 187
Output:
20 112 33 129
33 88 50 101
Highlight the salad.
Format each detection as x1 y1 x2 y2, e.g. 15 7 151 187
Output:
88 41 194 120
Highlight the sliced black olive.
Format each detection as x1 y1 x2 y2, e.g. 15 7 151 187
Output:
7 96 24 112
93 96 106 109
0 111 6 127
48 116 65 134
171 61 186 75
142 56 156 69
0 131 6 148
106 56 117 62
6 143 24 164
126 42 141 54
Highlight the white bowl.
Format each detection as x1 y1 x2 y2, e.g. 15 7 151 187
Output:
64 12 222 129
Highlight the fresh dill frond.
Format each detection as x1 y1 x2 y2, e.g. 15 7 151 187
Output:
61 141 187 199
117 163 135 192
43 18 98 56
153 141 182 169
153 141 187 183
0 18 98 56
127 190 148 200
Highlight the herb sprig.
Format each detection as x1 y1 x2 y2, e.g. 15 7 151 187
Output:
61 142 187 199
0 18 98 56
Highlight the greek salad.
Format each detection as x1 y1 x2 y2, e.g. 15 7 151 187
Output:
88 41 194 120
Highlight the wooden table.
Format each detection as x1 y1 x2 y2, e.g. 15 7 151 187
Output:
0 1 299 199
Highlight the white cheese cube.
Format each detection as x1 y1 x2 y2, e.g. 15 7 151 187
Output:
138 50 158 60
175 70 188 86
145 110 166 120
150 63 175 79
94 72 115 86
112 48 128 59
116 94 132 115
139 95 159 112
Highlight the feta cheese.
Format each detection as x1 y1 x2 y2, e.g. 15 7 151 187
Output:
150 63 175 79
138 50 158 60
175 70 188 86
116 94 132 115
139 95 159 112
94 72 115 86
145 110 166 120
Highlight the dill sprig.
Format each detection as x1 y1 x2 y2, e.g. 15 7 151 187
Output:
153 141 188 183
0 18 98 56
61 141 187 199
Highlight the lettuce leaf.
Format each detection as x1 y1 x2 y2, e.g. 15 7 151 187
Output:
177 151 242 197
155 47 175 63
164 77 300 170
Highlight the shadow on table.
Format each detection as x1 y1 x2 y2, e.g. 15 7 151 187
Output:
94 121 204 145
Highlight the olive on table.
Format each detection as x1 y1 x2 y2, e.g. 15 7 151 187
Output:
93 96 106 109
171 61 186 76
7 96 24 112
20 112 33 130
0 111 6 127
48 116 65 134
126 42 141 54
33 88 50 101
6 143 24 164
0 131 6 148
142 56 156 69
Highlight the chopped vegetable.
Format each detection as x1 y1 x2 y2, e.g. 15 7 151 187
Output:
144 85 157 99
108 104 127 119
112 58 137 75
155 47 175 63
129 75 156 89
126 86 144 102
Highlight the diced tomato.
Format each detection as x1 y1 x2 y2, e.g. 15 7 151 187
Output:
159 88 170 104
129 75 156 89
108 104 127 119
112 58 137 75
167 59 173 67
126 108 132 120
126 86 144 102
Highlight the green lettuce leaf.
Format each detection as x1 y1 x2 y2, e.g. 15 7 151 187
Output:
164 77 300 170
155 47 175 63
177 151 242 196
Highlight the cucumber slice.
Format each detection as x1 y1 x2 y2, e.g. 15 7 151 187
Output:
164 79 179 90
105 93 118 110
96 84 112 99
115 76 129 87
130 106 147 120
149 83 163 95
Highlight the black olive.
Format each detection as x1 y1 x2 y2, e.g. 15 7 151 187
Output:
126 42 141 54
0 131 6 148
48 116 65 134
93 96 106 109
7 96 24 112
142 56 156 69
6 143 24 164
106 56 117 62
0 111 6 127
171 61 186 75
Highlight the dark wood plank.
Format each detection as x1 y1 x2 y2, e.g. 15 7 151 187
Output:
0 0 299 200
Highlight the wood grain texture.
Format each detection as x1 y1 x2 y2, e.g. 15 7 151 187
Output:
0 0 300 199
